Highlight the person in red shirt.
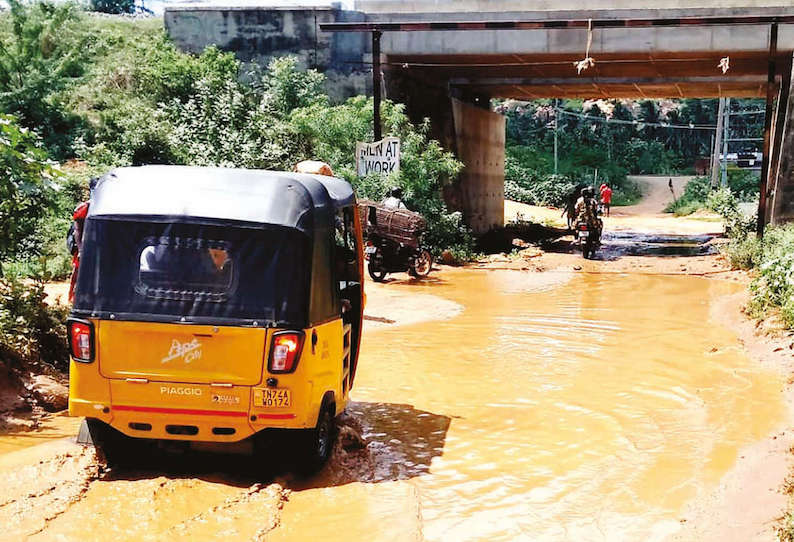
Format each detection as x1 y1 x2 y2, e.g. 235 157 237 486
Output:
67 201 89 303
600 184 613 216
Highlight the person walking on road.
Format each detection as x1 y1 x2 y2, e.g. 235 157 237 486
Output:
600 183 613 217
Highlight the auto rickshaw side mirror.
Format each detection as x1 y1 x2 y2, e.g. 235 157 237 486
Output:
368 206 377 226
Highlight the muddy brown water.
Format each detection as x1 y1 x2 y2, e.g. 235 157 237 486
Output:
0 270 784 541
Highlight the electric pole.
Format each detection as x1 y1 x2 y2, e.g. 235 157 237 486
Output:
553 99 559 175
721 98 731 187
710 97 726 189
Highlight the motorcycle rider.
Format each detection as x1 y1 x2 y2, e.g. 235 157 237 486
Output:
573 186 602 243
382 187 408 210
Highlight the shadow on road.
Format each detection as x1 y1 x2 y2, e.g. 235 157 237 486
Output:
93 401 450 490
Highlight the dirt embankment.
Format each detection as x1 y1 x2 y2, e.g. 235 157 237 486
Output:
0 281 70 431
0 357 69 433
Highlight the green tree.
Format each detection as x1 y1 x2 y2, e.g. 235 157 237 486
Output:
0 0 86 157
260 56 327 119
0 115 60 268
290 96 468 253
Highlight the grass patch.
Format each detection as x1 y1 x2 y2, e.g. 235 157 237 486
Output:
611 177 642 206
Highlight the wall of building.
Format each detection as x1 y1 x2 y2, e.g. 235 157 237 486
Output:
163 6 371 100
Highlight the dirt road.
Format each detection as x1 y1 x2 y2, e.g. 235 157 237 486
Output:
501 175 735 276
1 178 793 541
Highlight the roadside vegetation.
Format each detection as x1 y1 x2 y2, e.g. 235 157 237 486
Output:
665 169 759 216
0 1 470 377
497 98 762 208
0 0 470 273
708 186 794 330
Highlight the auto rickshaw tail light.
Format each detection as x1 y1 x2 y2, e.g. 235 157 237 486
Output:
269 331 304 373
67 319 94 363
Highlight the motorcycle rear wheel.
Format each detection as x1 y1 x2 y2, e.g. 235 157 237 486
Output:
583 239 595 259
412 249 433 277
368 262 388 282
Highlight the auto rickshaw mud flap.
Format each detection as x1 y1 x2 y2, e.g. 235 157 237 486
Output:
77 418 142 467
76 418 95 446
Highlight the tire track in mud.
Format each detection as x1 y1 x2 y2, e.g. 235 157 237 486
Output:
165 483 290 540
26 471 291 541
0 442 101 540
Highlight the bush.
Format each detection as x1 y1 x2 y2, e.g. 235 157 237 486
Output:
0 115 61 268
746 224 794 327
707 187 756 237
723 234 761 270
665 172 760 216
611 177 642 206
0 277 69 370
0 11 471 257
727 167 760 201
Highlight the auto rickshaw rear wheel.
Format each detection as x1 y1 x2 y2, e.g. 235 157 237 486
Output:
81 418 140 467
298 404 336 474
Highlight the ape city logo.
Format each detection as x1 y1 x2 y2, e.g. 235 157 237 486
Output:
161 338 203 364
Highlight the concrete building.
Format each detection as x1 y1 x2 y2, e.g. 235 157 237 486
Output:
165 2 794 233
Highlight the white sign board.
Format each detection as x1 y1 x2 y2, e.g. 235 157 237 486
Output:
356 137 400 177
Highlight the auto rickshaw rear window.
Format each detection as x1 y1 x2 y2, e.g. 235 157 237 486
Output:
73 218 310 326
137 239 234 302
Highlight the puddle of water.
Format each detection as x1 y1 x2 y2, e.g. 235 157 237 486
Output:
601 232 717 257
277 271 782 541
0 413 81 455
4 271 783 542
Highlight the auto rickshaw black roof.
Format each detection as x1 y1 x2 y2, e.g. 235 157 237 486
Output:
88 165 356 230
73 166 357 328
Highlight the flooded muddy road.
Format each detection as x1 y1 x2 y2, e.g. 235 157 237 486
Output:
0 269 786 541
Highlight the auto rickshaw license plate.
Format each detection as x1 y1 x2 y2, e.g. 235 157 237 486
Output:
262 389 291 407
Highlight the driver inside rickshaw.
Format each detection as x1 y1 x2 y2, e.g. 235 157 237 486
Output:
139 244 232 290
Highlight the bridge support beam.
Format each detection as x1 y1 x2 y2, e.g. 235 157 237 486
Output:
769 53 794 225
385 72 504 234
449 98 505 234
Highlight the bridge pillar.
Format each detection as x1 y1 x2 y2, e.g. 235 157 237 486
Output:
385 71 504 234
770 54 794 225
450 98 505 234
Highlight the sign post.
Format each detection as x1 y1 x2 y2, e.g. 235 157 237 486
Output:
356 137 400 176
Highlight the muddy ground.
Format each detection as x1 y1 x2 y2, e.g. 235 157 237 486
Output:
1 175 793 541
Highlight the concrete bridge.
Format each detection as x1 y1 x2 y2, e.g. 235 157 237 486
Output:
164 2 794 234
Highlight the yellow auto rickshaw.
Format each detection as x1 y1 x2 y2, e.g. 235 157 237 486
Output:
67 165 364 468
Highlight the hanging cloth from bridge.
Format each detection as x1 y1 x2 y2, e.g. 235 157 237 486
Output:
574 19 596 75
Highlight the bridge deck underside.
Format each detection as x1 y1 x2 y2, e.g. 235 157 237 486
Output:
388 51 793 98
